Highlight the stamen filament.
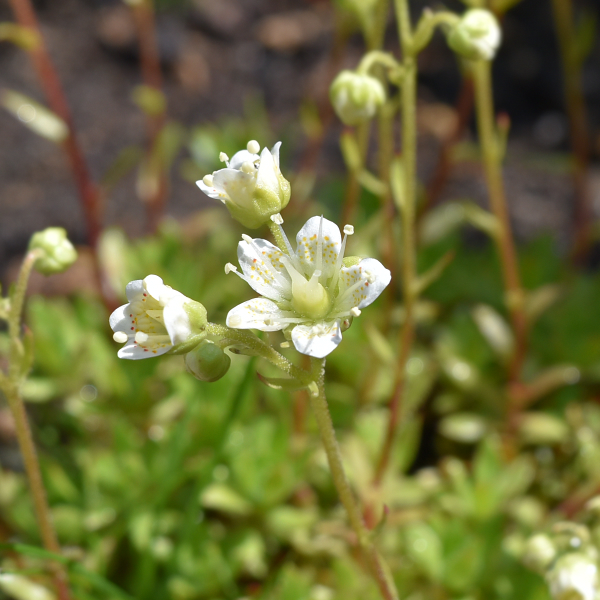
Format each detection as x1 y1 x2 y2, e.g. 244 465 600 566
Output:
316 216 324 273
334 276 369 310
329 224 353 291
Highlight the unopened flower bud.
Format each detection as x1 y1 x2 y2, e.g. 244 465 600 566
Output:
185 340 231 382
28 227 77 275
447 9 501 61
523 534 557 574
330 70 386 126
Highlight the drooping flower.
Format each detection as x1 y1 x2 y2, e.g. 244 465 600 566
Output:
196 140 291 229
547 552 599 600
110 275 207 359
28 227 77 275
329 70 386 126
225 216 391 359
447 9 502 61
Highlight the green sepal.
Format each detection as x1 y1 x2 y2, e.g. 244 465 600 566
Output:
257 373 307 392
167 333 207 355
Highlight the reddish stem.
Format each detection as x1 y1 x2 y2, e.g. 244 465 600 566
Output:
8 0 102 250
130 0 168 233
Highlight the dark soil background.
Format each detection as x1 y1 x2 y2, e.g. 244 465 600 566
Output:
1 0 600 280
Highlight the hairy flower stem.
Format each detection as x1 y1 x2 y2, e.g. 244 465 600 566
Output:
206 323 312 385
550 0 591 261
473 60 527 384
308 358 399 600
1 252 71 600
374 0 418 485
341 121 370 226
267 220 290 255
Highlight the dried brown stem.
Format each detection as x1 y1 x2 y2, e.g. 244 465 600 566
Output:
7 0 102 250
551 0 591 261
130 0 168 233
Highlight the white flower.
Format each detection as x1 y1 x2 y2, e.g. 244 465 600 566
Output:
110 275 206 359
225 216 391 359
196 140 291 229
447 9 502 61
547 553 599 600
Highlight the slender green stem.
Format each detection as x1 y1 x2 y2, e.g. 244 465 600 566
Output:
375 0 418 484
472 59 527 383
1 251 71 600
267 219 290 255
358 50 402 75
308 358 399 600
7 250 41 351
206 323 312 386
341 122 370 226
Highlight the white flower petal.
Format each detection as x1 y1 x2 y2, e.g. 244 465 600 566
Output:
256 147 279 196
109 304 130 332
229 149 259 170
144 274 165 301
163 299 192 345
212 168 256 208
271 141 282 168
125 278 144 302
291 320 342 358
196 179 227 204
334 258 391 312
118 342 171 360
237 238 291 301
295 216 342 280
227 298 294 332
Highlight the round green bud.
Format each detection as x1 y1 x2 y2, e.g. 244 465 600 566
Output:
447 9 501 61
28 227 77 275
185 340 231 382
330 70 386 126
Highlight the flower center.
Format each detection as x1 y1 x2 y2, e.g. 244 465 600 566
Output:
284 261 331 320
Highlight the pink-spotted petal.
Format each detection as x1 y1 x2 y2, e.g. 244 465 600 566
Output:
226 298 295 332
196 179 227 204
118 341 171 360
291 320 343 358
334 258 391 312
237 238 291 301
295 216 342 280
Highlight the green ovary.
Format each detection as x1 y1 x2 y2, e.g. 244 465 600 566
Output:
290 274 331 320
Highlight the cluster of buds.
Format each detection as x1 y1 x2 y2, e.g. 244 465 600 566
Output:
523 517 600 600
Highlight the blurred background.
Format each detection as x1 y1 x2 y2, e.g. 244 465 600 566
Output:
2 0 600 278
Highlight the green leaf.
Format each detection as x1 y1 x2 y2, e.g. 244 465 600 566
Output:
2 90 68 143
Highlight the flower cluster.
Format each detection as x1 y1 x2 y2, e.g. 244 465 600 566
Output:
110 140 391 369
